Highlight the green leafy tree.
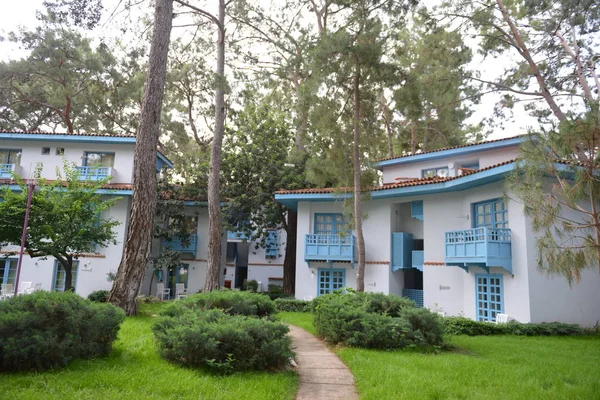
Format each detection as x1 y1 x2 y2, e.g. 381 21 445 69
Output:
446 0 600 282
0 162 120 292
222 97 308 294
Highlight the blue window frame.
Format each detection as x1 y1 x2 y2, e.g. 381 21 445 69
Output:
473 198 508 229
422 166 449 178
0 259 17 285
83 152 115 167
0 149 22 165
314 213 349 234
53 261 79 292
317 269 345 295
265 230 278 258
475 274 504 322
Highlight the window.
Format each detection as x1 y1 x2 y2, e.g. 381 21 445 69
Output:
462 162 479 170
41 147 50 155
0 149 22 165
0 259 17 285
314 214 349 235
265 230 278 258
422 167 449 178
473 198 508 229
476 274 504 322
317 269 345 295
53 261 79 292
56 147 65 155
84 152 115 168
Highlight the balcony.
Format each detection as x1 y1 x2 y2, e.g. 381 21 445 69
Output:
227 231 249 242
305 234 356 264
445 227 512 273
0 164 15 179
77 166 112 181
412 250 424 271
161 234 198 258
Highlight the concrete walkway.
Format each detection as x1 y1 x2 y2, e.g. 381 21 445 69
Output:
288 325 359 400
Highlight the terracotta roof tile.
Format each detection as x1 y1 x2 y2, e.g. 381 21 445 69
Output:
0 179 133 191
0 129 136 138
376 135 525 163
275 159 516 195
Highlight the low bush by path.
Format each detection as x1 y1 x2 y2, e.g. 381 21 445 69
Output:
0 303 297 400
280 312 600 399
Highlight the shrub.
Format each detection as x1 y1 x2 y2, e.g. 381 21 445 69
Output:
312 292 442 349
442 317 584 336
163 290 276 318
0 291 125 372
245 280 259 292
88 290 109 303
274 298 312 312
153 309 293 373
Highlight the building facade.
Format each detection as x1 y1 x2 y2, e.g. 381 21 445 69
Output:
275 135 600 326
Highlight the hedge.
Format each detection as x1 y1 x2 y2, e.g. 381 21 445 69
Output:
442 317 584 336
0 291 125 372
162 289 276 318
274 298 312 312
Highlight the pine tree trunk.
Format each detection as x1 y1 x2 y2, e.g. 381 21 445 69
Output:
283 209 297 295
204 0 226 292
353 63 366 293
108 0 173 315
63 258 73 292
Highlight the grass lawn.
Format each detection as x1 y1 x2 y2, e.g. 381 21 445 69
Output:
0 303 297 400
281 312 600 400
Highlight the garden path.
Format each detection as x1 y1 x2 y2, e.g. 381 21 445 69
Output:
288 325 359 400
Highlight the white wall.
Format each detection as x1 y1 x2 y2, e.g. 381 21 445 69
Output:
1 139 135 183
382 145 520 184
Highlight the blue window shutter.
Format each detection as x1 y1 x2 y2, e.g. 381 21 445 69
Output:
266 230 278 258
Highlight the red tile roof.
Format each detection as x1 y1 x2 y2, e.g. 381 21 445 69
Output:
275 159 516 195
0 129 136 138
0 179 133 191
376 135 525 163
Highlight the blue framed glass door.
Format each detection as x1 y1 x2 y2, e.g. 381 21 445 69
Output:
317 269 345 295
475 274 504 322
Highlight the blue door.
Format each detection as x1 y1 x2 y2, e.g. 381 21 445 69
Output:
317 269 345 295
475 274 504 322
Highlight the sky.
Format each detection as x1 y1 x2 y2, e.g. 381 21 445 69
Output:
0 0 539 140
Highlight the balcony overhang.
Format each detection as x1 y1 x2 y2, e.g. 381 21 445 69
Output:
445 227 512 274
305 234 356 267
160 234 198 258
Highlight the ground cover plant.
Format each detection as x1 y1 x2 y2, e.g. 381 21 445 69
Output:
154 290 293 373
281 311 600 399
0 291 124 372
313 291 443 349
0 303 297 400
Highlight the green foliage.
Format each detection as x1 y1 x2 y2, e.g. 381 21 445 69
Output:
162 290 276 318
313 292 443 349
442 317 584 336
0 161 120 291
245 279 259 293
153 309 293 373
88 290 109 303
274 298 312 313
0 291 124 372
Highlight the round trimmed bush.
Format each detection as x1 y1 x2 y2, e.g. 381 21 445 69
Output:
88 290 109 303
0 291 125 372
153 308 293 373
313 292 443 349
274 298 312 312
162 289 276 318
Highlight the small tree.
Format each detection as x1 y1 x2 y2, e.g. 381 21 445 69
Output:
0 162 120 291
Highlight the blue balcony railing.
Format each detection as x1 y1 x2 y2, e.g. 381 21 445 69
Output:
77 166 112 181
0 163 15 178
305 234 356 263
403 288 423 308
227 231 248 241
445 227 512 273
412 250 424 271
161 234 198 257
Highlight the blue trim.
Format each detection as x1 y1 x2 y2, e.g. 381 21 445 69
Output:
317 268 346 296
157 151 174 169
275 162 516 210
472 198 508 229
0 184 132 196
52 260 79 292
0 258 17 285
374 137 525 169
0 132 136 144
314 213 348 234
475 273 504 322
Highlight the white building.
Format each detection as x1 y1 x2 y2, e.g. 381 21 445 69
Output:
0 131 285 298
275 135 600 326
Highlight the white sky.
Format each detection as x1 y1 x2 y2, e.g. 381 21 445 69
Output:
0 0 539 139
